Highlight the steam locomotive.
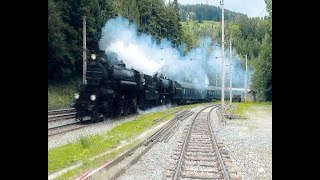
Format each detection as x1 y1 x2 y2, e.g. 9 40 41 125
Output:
73 50 245 122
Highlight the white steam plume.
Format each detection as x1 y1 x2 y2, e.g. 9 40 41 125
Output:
99 17 251 88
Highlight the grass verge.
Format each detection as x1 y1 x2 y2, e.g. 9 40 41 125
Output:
48 81 78 110
54 141 139 180
232 101 272 115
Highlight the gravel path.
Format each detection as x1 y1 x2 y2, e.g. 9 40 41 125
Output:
214 105 272 180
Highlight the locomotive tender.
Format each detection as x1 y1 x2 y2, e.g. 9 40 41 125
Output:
74 51 246 122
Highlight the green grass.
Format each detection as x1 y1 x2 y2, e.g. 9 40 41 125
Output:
180 20 220 29
180 20 221 52
54 141 139 180
48 81 78 110
48 103 207 175
232 101 272 115
181 20 220 30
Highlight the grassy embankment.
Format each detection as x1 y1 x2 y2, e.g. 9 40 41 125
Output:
48 81 78 110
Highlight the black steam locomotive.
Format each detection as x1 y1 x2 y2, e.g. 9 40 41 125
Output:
74 51 245 122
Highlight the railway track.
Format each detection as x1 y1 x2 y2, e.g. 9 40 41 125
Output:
48 108 75 116
166 105 241 180
47 108 180 138
48 108 82 136
48 108 76 122
48 122 88 137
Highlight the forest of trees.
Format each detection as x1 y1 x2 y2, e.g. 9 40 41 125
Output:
48 0 182 84
224 0 272 101
179 2 272 101
48 0 272 101
179 4 243 21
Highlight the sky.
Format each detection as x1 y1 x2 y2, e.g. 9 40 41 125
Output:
166 0 268 18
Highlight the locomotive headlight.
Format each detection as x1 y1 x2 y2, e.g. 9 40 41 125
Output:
74 93 80 99
90 94 96 101
91 54 96 60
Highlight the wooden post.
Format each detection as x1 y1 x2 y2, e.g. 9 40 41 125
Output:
83 16 87 85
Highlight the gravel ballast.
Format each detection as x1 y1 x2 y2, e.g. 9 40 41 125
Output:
214 105 272 179
49 104 272 180
115 104 272 180
116 105 208 180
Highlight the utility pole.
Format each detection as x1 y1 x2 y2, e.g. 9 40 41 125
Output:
83 16 87 85
221 0 225 108
216 69 218 86
245 54 248 101
230 40 232 104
